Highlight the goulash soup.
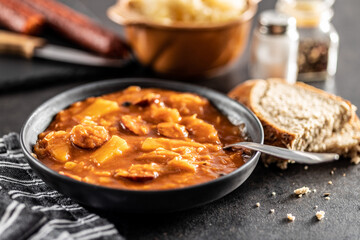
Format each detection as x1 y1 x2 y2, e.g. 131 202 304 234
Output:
33 86 249 190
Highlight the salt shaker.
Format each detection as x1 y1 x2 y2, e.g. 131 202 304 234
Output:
249 10 299 83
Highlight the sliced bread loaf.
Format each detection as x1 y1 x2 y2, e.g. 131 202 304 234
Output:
228 79 360 169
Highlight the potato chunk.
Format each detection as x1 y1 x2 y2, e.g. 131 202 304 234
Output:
123 86 141 93
44 131 71 162
167 158 196 173
136 148 180 163
77 98 119 119
157 122 188 139
182 115 220 144
114 163 161 182
64 161 77 170
168 93 207 115
91 135 129 165
120 115 150 135
70 124 109 149
148 104 181 123
141 137 204 151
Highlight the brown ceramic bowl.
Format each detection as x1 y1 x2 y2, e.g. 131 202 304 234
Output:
107 0 258 77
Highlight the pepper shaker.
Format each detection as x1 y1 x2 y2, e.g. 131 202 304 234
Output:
276 0 339 82
249 10 299 83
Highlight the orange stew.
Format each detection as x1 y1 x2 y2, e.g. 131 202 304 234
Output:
34 86 249 190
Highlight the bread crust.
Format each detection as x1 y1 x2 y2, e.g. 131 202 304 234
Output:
228 79 296 149
228 79 358 168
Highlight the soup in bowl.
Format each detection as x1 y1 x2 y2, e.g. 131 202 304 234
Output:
21 79 263 212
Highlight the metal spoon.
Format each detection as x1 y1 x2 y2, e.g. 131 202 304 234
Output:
224 142 339 164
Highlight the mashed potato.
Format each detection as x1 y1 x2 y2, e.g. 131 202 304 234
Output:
128 0 248 24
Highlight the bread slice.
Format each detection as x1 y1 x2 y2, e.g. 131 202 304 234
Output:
228 79 360 169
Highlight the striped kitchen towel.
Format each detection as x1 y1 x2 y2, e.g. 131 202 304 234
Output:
0 133 123 240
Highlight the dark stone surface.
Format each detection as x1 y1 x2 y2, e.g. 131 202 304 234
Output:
0 0 360 239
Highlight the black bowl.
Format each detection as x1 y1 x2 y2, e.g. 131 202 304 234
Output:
20 78 264 213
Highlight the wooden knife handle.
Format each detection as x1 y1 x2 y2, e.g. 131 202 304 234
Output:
0 30 45 58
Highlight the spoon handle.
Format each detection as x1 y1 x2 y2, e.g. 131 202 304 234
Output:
224 142 339 164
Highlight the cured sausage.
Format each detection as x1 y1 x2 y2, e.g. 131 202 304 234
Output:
0 0 45 34
23 0 129 58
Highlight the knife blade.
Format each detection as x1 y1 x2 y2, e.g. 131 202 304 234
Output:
34 44 131 67
0 30 132 67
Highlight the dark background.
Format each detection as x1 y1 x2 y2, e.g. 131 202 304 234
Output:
1 0 360 239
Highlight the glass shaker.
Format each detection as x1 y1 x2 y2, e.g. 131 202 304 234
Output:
276 0 339 82
249 10 299 84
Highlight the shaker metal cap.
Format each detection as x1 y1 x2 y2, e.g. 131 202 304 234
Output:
258 10 296 35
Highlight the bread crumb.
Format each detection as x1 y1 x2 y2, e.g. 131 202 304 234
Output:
325 196 330 200
330 170 334 175
298 194 303 198
351 156 360 164
278 161 288 169
287 214 295 222
304 165 308 170
271 192 276 196
314 205 318 209
316 211 325 220
270 209 275 214
343 173 346 177
255 202 260 207
294 186 310 196
328 181 333 185
313 189 317 193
